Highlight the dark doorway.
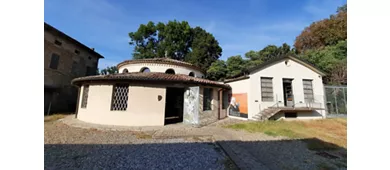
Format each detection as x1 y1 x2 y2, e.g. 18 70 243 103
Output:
165 87 185 125
285 112 297 118
283 79 294 107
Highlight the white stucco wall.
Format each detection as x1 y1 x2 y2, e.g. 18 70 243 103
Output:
77 84 166 126
248 59 325 119
227 78 250 94
118 63 205 78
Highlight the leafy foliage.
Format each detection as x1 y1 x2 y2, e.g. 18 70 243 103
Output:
99 66 118 75
129 20 222 71
226 55 247 78
299 40 347 85
206 60 228 81
294 5 347 53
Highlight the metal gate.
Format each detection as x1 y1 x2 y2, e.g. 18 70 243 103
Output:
324 85 347 115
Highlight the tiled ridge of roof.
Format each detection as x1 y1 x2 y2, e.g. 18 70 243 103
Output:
117 58 204 73
71 72 230 89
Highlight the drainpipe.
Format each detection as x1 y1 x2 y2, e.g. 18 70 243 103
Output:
217 88 224 119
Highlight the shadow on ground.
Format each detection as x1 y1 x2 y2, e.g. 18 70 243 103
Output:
45 138 346 170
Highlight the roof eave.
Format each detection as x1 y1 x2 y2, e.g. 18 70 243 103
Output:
247 55 326 77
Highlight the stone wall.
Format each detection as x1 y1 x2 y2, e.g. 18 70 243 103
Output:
198 87 220 127
183 86 200 126
44 29 101 114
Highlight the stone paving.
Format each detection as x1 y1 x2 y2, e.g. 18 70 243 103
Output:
51 115 346 170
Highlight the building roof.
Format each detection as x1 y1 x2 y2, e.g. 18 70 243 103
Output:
224 75 250 83
247 55 326 76
117 58 204 73
44 22 104 59
71 72 230 89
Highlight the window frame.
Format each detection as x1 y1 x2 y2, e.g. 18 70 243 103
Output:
71 61 78 75
81 85 89 108
203 88 213 111
54 39 62 46
49 53 60 69
110 84 129 111
261 77 274 102
303 79 314 102
140 67 150 73
222 90 229 109
165 69 175 74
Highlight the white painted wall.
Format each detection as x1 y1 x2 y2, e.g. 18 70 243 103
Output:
118 63 204 78
77 84 166 126
227 78 250 94
248 59 325 119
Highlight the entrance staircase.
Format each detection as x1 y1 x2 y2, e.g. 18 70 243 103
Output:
252 108 282 121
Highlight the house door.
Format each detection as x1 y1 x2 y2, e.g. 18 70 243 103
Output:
283 79 294 107
165 87 185 125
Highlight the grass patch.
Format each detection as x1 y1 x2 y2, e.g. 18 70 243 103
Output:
133 132 153 139
225 118 347 149
44 114 67 122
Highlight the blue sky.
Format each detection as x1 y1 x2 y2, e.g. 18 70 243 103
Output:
44 0 346 69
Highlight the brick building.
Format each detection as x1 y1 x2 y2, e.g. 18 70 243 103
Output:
44 22 104 114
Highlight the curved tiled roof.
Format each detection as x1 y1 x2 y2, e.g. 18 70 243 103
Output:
117 58 204 73
71 72 230 89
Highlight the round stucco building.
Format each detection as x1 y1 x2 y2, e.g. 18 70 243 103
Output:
72 58 231 127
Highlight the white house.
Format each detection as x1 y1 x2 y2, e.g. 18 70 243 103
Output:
225 55 327 120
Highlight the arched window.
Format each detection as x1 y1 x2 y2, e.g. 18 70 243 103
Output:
188 72 195 77
165 69 175 74
140 67 150 73
122 69 128 73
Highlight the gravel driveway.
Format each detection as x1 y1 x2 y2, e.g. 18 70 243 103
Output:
46 116 347 170
44 122 235 170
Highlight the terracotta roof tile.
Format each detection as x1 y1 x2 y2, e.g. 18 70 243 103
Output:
72 72 230 89
117 58 204 73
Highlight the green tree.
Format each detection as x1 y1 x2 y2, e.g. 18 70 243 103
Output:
294 4 347 53
100 66 118 75
185 27 222 71
243 43 294 69
206 60 228 81
300 40 347 84
129 20 222 71
226 55 247 78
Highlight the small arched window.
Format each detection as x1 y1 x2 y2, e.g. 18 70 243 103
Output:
122 69 128 73
189 72 195 77
140 67 150 73
165 69 175 74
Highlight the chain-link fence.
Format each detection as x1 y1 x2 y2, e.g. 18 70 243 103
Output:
325 85 347 115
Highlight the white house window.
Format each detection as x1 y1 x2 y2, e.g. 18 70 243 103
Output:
111 84 129 111
165 69 175 74
203 88 213 111
81 85 89 108
303 79 314 102
189 72 195 77
140 67 150 73
261 77 274 102
123 69 129 73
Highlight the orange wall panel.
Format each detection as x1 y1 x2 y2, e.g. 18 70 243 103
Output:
232 93 248 114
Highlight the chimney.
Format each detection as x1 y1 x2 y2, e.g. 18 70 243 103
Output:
91 48 95 51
